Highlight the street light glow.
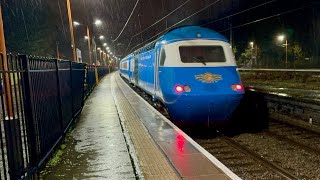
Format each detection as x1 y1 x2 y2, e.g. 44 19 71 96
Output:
94 19 102 26
103 43 107 46
84 36 88 39
73 21 80 26
99 35 105 40
250 41 254 48
277 35 285 42
97 47 101 50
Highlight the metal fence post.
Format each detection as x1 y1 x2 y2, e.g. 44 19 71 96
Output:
95 65 99 84
0 53 24 179
4 119 23 179
20 55 39 172
54 59 64 133
70 61 75 117
80 64 86 108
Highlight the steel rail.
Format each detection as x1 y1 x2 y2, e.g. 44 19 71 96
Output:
221 136 300 180
265 131 320 156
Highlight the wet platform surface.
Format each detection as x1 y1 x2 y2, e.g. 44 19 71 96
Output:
42 74 135 179
42 72 240 180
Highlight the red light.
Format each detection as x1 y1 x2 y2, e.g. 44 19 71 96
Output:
175 85 184 93
236 84 243 91
232 84 244 91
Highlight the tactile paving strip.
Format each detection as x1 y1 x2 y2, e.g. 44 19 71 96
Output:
111 75 180 180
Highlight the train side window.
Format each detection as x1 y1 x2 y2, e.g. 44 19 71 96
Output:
159 48 166 66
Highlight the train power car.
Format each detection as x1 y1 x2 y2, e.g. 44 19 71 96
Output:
120 26 244 124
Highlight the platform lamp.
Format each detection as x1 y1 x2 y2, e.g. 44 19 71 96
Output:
277 35 288 68
73 19 103 65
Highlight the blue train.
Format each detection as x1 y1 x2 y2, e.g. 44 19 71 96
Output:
120 26 244 124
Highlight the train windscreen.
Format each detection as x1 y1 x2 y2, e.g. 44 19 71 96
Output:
179 46 226 64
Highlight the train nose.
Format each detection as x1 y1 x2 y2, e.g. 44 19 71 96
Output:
167 94 243 123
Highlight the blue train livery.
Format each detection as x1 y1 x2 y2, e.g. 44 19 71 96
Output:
120 26 244 124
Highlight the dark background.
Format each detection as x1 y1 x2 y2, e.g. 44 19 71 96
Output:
2 0 319 68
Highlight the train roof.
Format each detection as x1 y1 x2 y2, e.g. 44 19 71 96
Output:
158 26 228 43
123 26 229 59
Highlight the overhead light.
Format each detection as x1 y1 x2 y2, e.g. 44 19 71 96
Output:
94 19 102 25
277 35 285 42
103 43 107 46
84 36 88 39
73 21 80 26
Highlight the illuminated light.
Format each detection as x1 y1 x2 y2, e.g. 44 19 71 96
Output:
73 21 80 26
94 19 102 25
231 84 244 91
97 47 101 50
99 35 105 39
175 85 184 93
277 35 285 42
84 36 89 39
196 32 202 38
183 85 191 92
103 43 107 46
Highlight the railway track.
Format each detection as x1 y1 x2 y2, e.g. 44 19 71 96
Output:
194 120 320 179
221 137 299 179
196 134 300 179
266 120 320 156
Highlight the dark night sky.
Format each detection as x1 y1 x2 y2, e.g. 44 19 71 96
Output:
1 0 319 67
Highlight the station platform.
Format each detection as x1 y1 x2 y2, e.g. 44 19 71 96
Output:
43 72 240 180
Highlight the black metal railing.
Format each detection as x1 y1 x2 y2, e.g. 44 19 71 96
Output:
84 65 96 99
97 66 109 81
0 53 109 179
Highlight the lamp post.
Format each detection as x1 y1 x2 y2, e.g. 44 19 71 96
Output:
249 42 254 67
86 26 92 65
74 20 104 65
277 35 288 68
66 0 77 62
0 2 13 118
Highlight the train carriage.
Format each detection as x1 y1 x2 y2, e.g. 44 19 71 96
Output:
120 26 244 124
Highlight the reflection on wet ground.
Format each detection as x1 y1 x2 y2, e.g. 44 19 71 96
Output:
41 76 135 180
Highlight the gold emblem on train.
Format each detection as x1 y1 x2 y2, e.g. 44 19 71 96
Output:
195 73 222 83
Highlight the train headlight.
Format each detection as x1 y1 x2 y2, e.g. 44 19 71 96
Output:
184 85 191 92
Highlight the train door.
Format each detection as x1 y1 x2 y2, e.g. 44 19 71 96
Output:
154 47 164 96
154 48 160 96
134 54 139 84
